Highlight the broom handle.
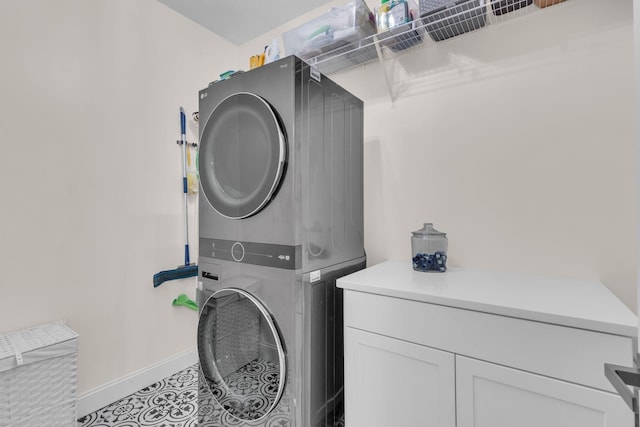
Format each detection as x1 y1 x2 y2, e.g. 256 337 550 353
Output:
180 107 191 266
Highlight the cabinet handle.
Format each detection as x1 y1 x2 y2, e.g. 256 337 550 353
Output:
604 362 640 415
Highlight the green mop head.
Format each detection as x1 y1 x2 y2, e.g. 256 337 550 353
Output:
172 294 198 311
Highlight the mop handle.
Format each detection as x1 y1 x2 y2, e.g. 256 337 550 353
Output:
180 107 188 195
179 107 190 266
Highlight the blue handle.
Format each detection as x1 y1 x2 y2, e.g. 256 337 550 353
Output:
180 107 186 135
184 244 191 266
183 177 188 194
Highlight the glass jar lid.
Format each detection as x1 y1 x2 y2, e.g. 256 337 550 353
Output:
412 223 446 237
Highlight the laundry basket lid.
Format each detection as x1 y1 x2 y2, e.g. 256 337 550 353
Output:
0 321 78 372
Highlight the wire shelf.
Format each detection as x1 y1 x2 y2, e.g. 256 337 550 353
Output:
303 0 565 75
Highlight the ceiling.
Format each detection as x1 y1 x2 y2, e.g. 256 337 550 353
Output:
157 0 334 46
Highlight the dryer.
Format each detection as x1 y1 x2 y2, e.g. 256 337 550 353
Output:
197 55 364 271
197 56 365 427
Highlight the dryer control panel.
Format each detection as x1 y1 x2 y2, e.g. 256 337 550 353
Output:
199 238 301 270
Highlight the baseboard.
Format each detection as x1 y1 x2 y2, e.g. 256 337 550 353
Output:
76 348 198 418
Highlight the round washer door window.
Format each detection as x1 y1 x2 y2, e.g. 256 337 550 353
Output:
199 92 286 219
197 288 286 422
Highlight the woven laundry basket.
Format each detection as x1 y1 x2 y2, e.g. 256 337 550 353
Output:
0 321 78 427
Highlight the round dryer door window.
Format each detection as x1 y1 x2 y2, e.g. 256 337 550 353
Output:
197 288 286 422
199 92 286 219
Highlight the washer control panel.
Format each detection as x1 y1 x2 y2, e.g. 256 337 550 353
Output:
199 238 301 270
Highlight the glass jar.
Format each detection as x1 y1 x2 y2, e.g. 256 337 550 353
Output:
411 223 448 272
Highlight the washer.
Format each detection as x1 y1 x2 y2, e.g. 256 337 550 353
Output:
197 257 364 427
197 56 365 427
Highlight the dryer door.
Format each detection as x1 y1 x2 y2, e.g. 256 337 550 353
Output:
197 288 286 422
199 92 286 219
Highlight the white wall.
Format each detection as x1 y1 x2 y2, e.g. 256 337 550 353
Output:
240 0 637 312
0 0 634 406
0 0 237 394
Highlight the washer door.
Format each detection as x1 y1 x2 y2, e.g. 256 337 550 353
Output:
199 92 286 219
197 288 286 422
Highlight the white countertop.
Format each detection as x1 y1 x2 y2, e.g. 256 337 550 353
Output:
337 261 637 337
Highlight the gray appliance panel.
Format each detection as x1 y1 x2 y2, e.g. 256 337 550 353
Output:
300 75 365 272
296 257 366 427
197 258 297 426
198 57 298 247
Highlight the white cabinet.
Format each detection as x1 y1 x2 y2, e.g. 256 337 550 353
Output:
344 328 455 427
337 262 637 427
456 356 631 427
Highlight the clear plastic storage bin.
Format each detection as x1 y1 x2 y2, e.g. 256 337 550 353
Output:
0 321 78 426
376 0 425 52
283 0 376 60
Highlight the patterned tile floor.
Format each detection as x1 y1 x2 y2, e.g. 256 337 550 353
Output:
78 364 199 427
199 359 283 423
78 363 345 427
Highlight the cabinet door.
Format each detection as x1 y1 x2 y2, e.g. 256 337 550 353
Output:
456 355 633 427
344 327 455 427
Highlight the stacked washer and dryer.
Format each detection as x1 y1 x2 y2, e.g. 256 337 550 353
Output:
196 56 366 427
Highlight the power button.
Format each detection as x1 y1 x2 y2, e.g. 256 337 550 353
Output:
231 242 245 262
